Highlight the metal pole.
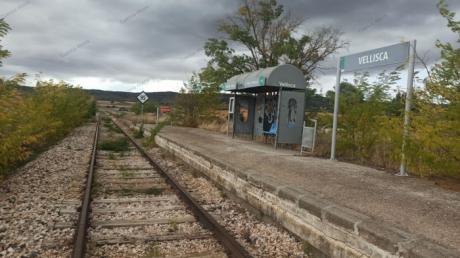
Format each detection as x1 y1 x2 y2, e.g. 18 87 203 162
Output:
398 40 416 176
274 88 282 149
251 94 255 141
311 119 318 153
156 106 159 124
330 58 342 160
227 112 230 136
140 103 144 134
300 121 305 155
232 93 237 139
227 97 234 136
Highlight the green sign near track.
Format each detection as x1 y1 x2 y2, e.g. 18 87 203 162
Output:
340 42 410 72
332 41 416 177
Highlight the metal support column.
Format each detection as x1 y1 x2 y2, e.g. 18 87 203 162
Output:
274 88 282 149
140 103 144 135
251 94 256 141
156 106 159 124
232 93 237 139
398 40 417 176
330 58 342 160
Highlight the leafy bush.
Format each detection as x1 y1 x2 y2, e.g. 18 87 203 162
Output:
143 121 167 147
0 79 96 177
311 1 460 178
133 127 144 138
0 19 96 178
171 75 221 127
404 0 460 177
320 73 405 169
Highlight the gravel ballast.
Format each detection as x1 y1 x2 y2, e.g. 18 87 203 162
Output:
85 120 228 257
0 123 96 257
149 148 308 258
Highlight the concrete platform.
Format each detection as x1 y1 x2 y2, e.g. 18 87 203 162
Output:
156 126 460 258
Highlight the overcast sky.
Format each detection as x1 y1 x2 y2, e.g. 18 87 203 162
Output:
1 0 459 93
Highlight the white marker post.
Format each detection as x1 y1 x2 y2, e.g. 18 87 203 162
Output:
398 40 416 176
137 91 149 136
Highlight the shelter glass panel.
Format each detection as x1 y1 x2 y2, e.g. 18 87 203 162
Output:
263 95 278 132
278 91 305 144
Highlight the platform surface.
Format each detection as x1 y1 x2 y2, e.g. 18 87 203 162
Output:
159 126 460 252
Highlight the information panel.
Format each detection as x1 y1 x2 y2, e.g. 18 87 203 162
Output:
340 42 410 72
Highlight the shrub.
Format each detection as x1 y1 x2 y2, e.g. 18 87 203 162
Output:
0 20 96 178
143 121 167 147
0 79 95 177
133 127 144 138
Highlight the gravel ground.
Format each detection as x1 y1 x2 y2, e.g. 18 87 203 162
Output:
92 189 176 199
91 199 181 210
96 170 159 179
86 121 227 257
149 148 308 258
0 123 96 258
91 209 191 221
89 239 223 258
89 222 207 240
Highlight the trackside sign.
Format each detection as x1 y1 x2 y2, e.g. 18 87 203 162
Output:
340 42 410 72
331 40 416 177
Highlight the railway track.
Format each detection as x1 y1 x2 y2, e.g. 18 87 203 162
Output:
57 116 252 257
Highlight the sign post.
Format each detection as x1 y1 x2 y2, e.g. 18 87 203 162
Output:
156 107 159 124
136 91 149 135
330 58 343 160
330 42 413 171
398 40 416 176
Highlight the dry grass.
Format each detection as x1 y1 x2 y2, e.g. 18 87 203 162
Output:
198 120 228 133
198 110 228 133
124 112 157 125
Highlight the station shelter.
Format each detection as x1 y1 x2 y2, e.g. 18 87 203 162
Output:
223 64 306 148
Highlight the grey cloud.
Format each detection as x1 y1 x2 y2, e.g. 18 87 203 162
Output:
0 0 459 91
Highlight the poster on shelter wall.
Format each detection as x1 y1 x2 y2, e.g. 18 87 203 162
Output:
238 99 249 123
263 95 277 132
278 90 305 144
287 98 297 128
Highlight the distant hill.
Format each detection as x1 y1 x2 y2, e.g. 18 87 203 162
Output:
85 89 178 103
16 86 329 111
17 86 237 107
18 86 178 104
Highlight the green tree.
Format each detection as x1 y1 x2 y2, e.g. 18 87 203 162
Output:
305 1 460 177
0 20 95 177
328 72 402 164
200 0 347 87
0 19 11 67
173 75 221 127
304 87 332 112
406 0 460 177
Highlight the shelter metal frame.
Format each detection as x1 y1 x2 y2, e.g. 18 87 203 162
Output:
223 64 307 148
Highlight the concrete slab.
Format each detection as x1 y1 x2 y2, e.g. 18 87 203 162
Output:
157 126 460 257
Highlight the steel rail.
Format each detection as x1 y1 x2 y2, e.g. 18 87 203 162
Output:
72 117 100 258
111 118 252 258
